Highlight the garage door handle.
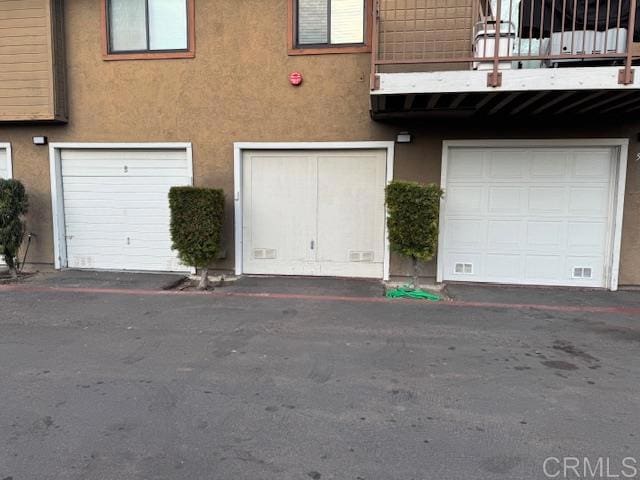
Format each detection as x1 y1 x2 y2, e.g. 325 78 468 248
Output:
310 240 315 250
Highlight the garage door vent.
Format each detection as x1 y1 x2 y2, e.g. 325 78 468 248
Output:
573 266 593 279
454 262 474 274
349 251 374 263
253 248 277 260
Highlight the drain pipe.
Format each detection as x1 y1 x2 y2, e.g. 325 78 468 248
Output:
19 233 35 273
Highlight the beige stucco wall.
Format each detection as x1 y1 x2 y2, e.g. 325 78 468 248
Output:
0 0 639 284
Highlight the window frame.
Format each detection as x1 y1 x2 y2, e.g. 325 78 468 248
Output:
287 0 372 55
101 0 195 60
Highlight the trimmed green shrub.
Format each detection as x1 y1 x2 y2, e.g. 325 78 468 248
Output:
0 179 29 278
169 186 225 290
385 180 443 290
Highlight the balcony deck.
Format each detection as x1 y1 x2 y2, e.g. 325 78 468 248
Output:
371 0 640 118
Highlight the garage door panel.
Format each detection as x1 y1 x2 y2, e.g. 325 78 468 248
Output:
446 219 485 249
68 256 122 270
488 187 523 214
565 255 605 285
62 161 188 178
487 220 521 249
62 176 188 188
61 148 190 273
316 152 386 272
243 153 316 274
65 222 170 233
61 150 188 175
66 235 173 246
64 199 171 210
447 150 485 178
65 213 170 225
443 146 615 288
525 221 563 247
530 151 568 178
61 149 187 161
316 261 383 278
570 150 612 178
567 222 607 249
569 187 610 216
445 252 484 278
488 150 527 179
485 253 523 278
63 187 175 198
66 234 173 246
65 213 170 223
524 255 563 280
528 187 567 214
446 186 483 214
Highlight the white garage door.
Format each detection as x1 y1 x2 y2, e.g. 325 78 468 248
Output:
60 148 191 272
242 149 387 278
442 146 618 288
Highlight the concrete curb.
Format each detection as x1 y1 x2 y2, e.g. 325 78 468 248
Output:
1 283 640 316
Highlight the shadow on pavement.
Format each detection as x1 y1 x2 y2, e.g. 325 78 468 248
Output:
25 270 186 291
445 283 640 308
222 275 385 298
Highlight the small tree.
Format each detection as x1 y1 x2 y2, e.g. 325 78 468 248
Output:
386 180 443 290
169 186 225 290
0 179 29 279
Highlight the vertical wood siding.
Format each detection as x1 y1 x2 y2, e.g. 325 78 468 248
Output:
0 0 66 121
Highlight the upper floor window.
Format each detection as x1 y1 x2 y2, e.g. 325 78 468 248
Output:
103 0 195 60
290 0 371 54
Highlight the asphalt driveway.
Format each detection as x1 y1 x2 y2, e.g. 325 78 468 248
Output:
0 281 639 480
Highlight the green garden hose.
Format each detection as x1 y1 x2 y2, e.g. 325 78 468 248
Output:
386 286 441 301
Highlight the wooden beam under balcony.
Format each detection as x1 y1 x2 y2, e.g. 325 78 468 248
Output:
370 89 640 119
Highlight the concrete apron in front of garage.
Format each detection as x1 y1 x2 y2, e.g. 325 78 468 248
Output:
20 271 387 298
13 271 640 311
445 283 640 310
24 270 186 291
219 275 386 298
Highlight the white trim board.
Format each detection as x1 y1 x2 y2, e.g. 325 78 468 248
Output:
375 66 640 95
0 143 12 178
48 142 194 272
437 139 629 291
233 141 395 280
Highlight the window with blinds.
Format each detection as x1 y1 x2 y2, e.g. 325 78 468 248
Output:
296 0 366 47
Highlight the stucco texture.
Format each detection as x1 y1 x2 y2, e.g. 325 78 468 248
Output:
0 0 639 285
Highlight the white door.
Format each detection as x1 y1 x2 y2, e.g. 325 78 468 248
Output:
60 148 192 272
442 146 617 288
0 145 10 267
242 149 387 278
0 146 10 179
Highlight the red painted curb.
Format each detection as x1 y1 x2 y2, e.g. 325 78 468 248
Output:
1 283 640 316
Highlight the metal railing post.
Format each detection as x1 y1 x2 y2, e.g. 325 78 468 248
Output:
488 0 503 86
619 0 636 84
371 0 380 91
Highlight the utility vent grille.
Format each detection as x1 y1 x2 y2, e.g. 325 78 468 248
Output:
454 262 474 274
573 266 593 278
349 251 375 263
253 248 277 260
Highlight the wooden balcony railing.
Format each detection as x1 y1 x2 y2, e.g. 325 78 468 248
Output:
371 0 639 88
